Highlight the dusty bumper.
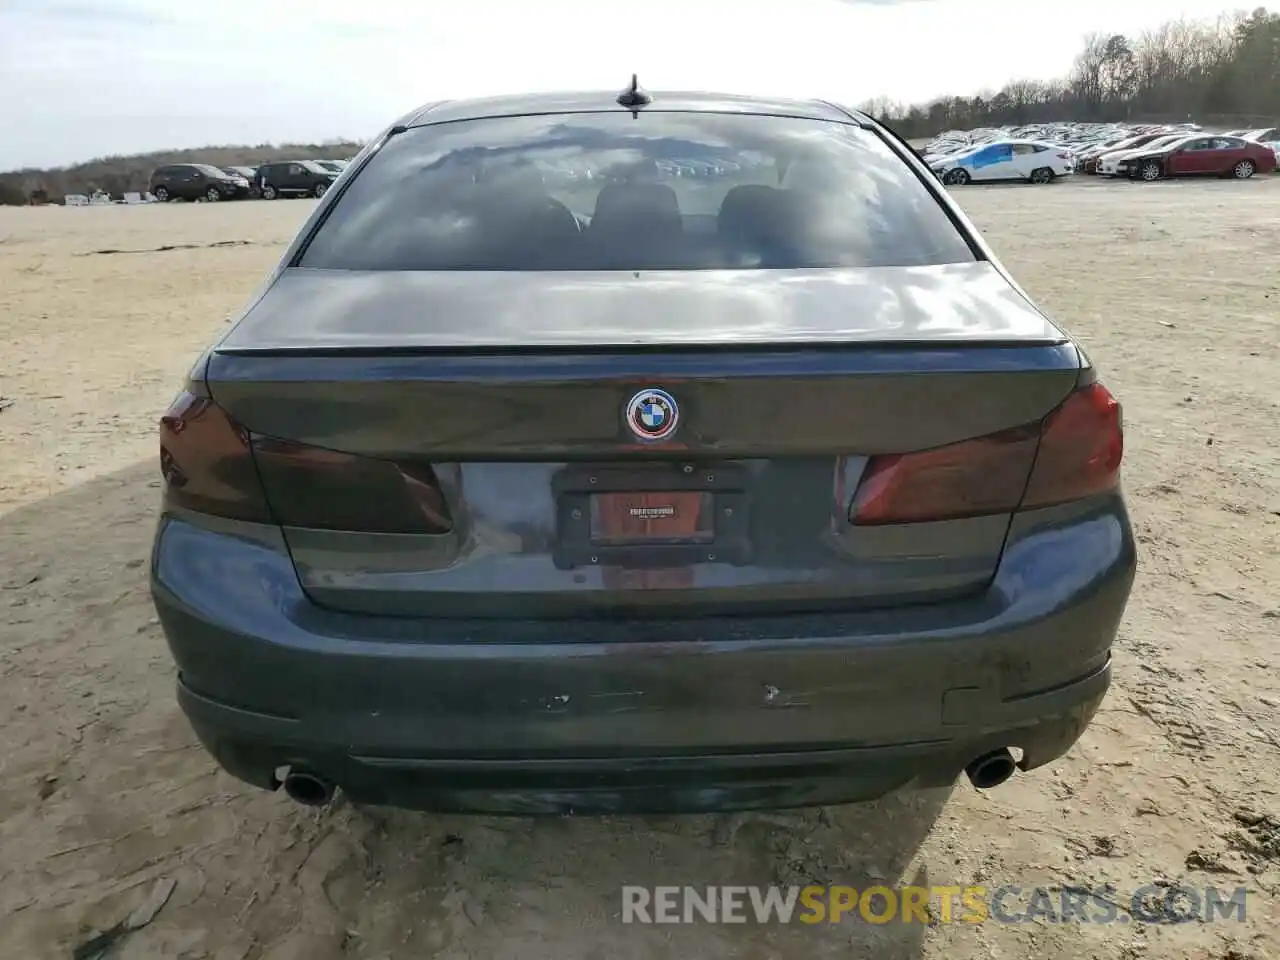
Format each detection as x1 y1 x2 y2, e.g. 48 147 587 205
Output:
174 666 1110 813
151 496 1135 814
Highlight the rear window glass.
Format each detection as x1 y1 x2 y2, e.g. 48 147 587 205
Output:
299 112 975 271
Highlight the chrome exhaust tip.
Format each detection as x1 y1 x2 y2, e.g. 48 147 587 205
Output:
281 770 336 807
965 748 1017 789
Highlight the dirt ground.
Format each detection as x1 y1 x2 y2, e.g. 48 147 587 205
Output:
2 179 1278 960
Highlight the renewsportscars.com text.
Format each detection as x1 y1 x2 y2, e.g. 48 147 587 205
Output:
621 884 1249 925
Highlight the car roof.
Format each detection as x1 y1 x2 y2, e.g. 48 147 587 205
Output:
401 89 870 128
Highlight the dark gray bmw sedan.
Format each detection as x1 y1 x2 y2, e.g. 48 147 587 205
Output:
150 82 1135 815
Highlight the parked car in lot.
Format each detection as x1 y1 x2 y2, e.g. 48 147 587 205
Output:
1087 133 1182 175
1076 133 1171 174
931 139 1074 184
150 164 251 202
1096 134 1187 176
1239 128 1280 166
1073 136 1133 174
151 85 1133 816
221 166 262 199
920 141 977 166
1241 127 1280 143
257 160 339 199
1119 135 1276 181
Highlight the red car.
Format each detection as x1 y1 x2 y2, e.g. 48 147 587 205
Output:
1120 136 1276 181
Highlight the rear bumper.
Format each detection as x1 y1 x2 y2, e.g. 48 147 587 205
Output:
174 663 1111 814
151 496 1136 814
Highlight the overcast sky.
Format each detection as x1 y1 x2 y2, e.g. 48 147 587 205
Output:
0 0 1243 170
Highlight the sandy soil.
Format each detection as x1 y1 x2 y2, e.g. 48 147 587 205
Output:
1 180 1278 960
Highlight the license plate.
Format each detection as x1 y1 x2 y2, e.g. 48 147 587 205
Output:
590 491 714 545
551 464 751 570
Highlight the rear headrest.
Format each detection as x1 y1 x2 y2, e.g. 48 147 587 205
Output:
717 184 786 237
471 194 581 268
591 182 681 228
715 184 806 266
586 182 684 267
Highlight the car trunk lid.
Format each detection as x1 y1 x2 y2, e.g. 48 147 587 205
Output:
205 264 1081 619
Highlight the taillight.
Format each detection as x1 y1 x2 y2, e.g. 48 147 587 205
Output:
849 382 1122 526
159 388 453 534
252 438 452 534
1022 382 1122 508
849 427 1039 525
160 389 274 523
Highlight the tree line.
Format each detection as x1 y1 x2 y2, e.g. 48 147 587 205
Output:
858 7 1280 138
2 8 1279 203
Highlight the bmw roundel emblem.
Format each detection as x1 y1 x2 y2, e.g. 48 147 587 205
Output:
625 387 679 442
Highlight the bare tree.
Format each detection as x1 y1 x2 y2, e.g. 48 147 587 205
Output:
1100 35 1138 104
1068 32 1111 116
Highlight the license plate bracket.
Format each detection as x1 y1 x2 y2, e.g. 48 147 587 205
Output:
552 464 751 570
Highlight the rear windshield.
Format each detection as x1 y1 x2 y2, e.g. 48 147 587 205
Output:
299 112 975 271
